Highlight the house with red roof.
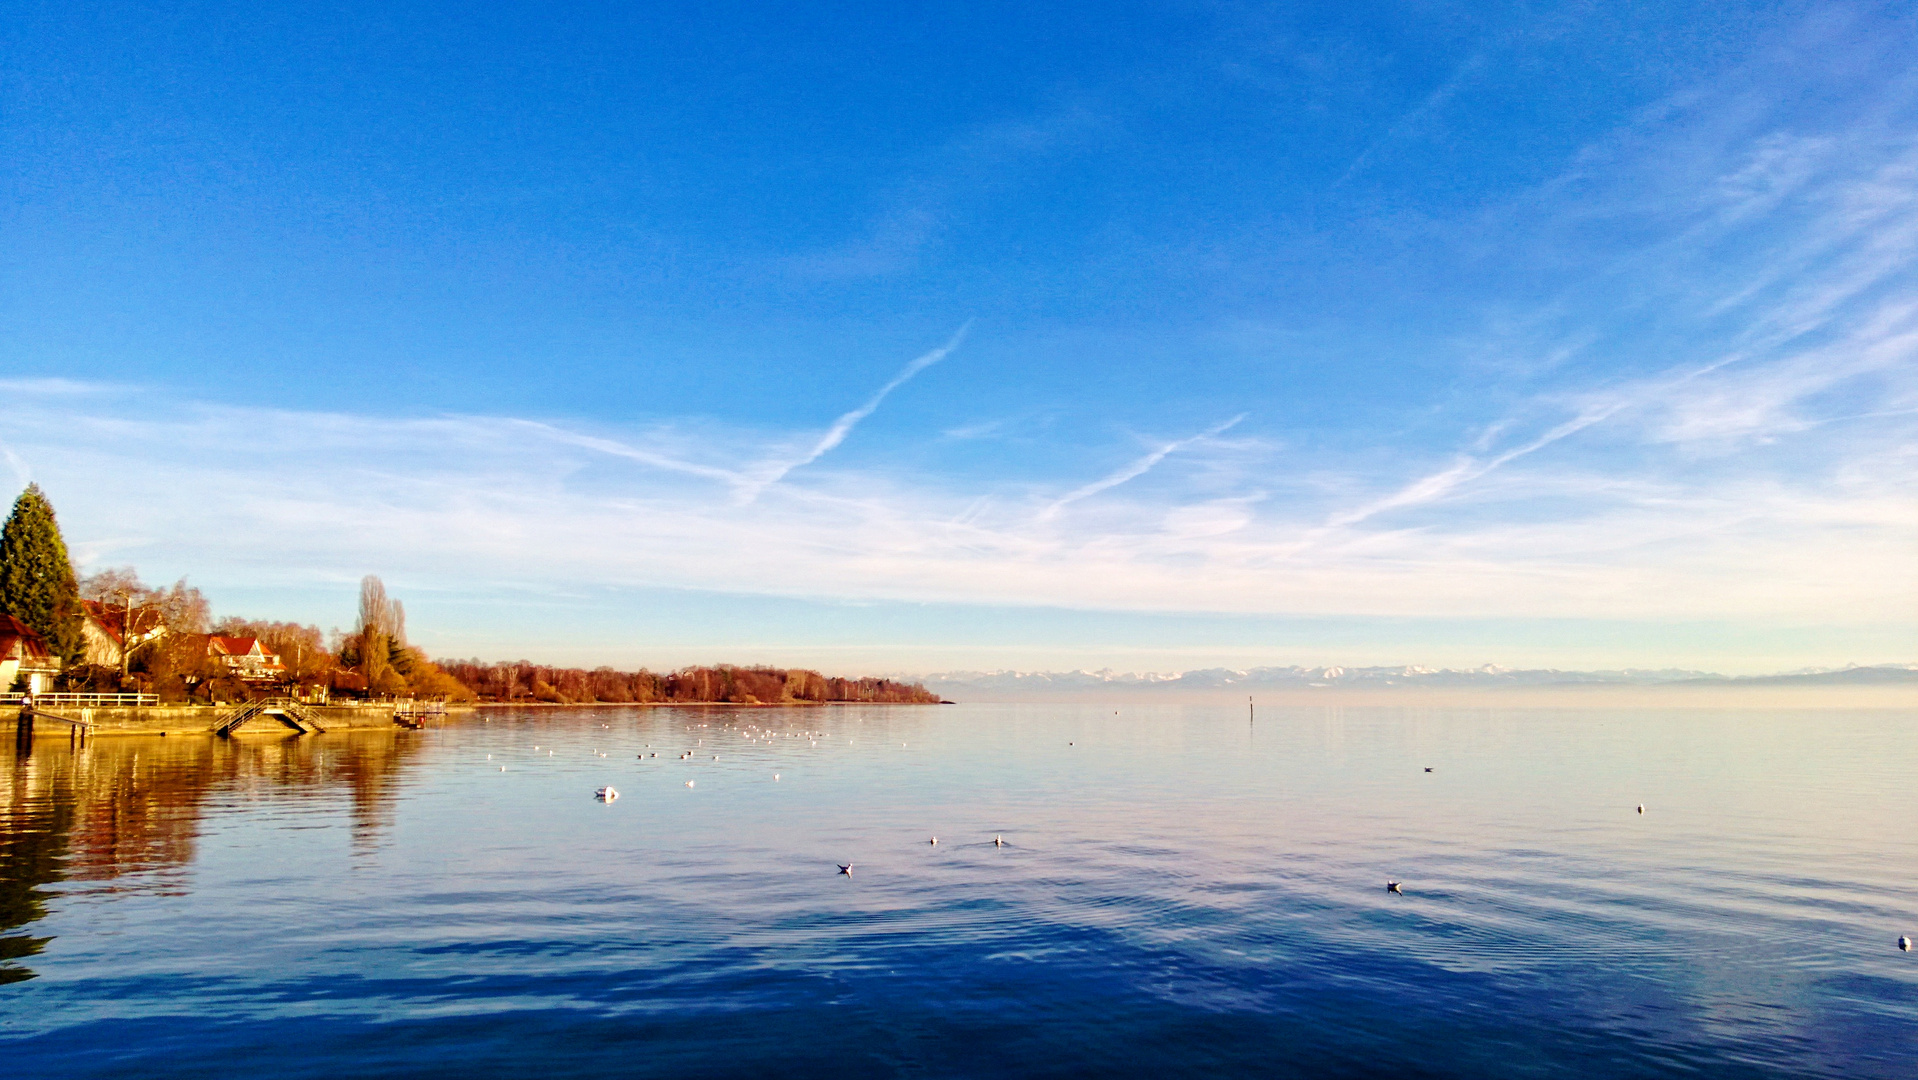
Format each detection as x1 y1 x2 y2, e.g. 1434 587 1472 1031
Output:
207 636 287 683
81 599 169 670
1 615 61 695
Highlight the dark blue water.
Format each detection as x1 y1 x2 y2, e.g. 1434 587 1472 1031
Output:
3 704 1915 1077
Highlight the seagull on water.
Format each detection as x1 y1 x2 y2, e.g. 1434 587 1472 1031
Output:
929 837 938 845
1386 881 1402 894
994 835 1005 847
1901 935 1911 952
1423 767 1433 773
595 787 618 801
1637 805 1645 814
839 864 853 876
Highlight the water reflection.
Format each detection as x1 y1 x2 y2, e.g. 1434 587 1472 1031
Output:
0 731 423 982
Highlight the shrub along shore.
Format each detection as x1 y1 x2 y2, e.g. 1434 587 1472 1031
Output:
440 661 941 705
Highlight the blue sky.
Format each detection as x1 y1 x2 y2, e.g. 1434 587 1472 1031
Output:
3 1 1914 673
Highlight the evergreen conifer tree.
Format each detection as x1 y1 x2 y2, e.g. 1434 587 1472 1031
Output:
0 484 86 676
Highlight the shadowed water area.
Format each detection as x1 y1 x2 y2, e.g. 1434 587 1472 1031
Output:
1 704 1914 1077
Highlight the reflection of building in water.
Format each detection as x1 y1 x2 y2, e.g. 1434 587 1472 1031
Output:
0 731 423 982
1 615 61 696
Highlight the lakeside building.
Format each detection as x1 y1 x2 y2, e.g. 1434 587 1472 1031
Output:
80 599 168 670
206 635 287 683
0 615 60 695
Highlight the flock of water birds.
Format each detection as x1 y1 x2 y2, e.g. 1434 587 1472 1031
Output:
482 712 1918 954
486 717 1030 879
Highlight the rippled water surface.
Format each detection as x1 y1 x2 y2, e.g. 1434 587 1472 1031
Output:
3 703 1915 1077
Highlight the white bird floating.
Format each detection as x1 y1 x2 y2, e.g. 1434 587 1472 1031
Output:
994 835 1005 846
929 837 938 845
595 787 618 801
1637 805 1645 814
774 773 781 780
685 780 695 788
1902 935 1912 952
1386 881 1403 894
838 864 853 876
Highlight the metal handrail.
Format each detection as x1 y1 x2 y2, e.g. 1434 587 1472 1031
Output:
214 697 328 737
23 707 94 731
2 692 157 707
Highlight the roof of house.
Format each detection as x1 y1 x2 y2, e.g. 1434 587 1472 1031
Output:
208 635 266 656
207 635 287 673
0 614 55 663
82 599 126 644
83 599 169 645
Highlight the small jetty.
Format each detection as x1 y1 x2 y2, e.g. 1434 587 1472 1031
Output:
9 693 112 750
393 698 450 729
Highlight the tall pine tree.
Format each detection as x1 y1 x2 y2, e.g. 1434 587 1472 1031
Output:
0 485 85 677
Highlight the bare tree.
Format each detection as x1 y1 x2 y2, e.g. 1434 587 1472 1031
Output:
358 576 393 638
357 576 393 689
78 566 145 603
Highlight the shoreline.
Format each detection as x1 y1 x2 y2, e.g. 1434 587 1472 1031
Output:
6 702 477 738
469 699 948 708
925 684 1917 708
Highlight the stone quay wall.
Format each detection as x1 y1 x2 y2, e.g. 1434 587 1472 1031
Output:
5 703 473 737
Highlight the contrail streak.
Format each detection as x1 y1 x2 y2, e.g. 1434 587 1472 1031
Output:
1042 414 1246 519
737 323 971 501
508 420 747 486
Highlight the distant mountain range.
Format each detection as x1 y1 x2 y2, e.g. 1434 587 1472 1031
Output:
909 663 1918 699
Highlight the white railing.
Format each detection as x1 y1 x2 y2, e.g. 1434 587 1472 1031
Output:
2 692 158 707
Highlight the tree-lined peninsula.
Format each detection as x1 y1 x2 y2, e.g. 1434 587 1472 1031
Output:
0 485 938 706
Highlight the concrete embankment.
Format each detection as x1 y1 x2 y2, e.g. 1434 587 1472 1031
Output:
5 704 475 737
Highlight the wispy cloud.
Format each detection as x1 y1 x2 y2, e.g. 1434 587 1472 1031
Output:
0 443 30 489
1042 414 1247 520
504 420 747 487
0 378 125 396
733 323 970 501
1333 50 1489 188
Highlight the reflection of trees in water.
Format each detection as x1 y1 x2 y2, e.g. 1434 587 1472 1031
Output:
0 770 67 985
0 731 423 982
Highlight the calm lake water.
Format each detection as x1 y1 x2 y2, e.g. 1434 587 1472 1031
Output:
2 703 1914 1078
